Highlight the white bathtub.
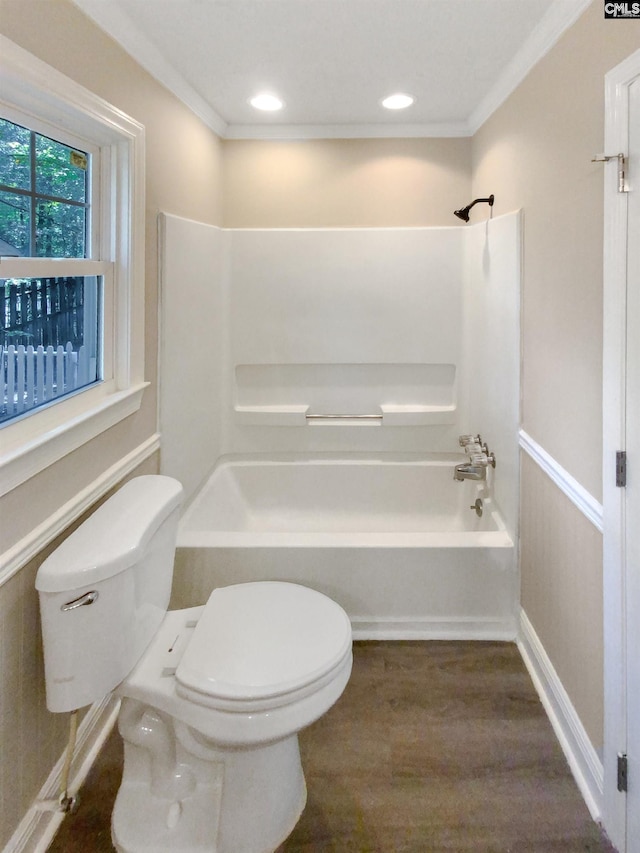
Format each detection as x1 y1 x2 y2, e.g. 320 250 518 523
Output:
174 455 518 640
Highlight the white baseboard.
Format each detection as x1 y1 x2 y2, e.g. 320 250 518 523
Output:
352 616 518 641
517 608 604 821
4 696 120 853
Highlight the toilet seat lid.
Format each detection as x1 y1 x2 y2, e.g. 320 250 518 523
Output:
175 582 352 703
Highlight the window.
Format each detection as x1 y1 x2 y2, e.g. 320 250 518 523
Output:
0 36 146 495
1 118 101 423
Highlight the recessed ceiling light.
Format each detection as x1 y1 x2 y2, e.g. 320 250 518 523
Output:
249 92 284 112
381 93 415 110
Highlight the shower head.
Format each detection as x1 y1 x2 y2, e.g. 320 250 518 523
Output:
454 194 495 223
453 206 471 222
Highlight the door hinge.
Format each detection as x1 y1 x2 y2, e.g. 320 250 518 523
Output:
618 753 628 792
616 451 627 487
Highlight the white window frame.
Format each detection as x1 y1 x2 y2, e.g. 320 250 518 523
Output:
0 36 147 496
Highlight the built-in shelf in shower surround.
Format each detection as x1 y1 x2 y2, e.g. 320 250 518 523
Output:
233 363 457 426
233 405 457 427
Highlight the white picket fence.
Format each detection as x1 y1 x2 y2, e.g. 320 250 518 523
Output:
1 343 94 421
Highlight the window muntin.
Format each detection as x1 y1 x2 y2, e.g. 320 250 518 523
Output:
0 117 90 258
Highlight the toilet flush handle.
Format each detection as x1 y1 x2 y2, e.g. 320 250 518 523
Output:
61 591 99 611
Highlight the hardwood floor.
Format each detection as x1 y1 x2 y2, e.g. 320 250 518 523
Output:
48 642 615 852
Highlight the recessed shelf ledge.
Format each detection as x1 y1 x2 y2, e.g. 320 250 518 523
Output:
233 404 456 427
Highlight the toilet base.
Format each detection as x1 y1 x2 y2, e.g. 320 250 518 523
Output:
111 699 307 853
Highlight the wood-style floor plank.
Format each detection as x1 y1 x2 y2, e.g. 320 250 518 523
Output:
49 641 615 852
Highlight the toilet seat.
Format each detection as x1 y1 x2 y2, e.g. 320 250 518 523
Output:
175 581 352 711
119 581 353 746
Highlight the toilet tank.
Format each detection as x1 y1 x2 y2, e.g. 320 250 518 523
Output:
36 475 184 713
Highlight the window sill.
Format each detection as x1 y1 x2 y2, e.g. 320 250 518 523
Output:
0 382 149 497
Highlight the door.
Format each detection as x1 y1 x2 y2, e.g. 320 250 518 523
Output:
625 73 640 853
603 48 640 853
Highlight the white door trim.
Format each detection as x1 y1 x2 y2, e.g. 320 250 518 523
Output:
602 47 640 853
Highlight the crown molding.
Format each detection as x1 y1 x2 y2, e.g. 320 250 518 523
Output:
224 121 472 140
468 0 593 134
71 0 228 137
72 0 591 141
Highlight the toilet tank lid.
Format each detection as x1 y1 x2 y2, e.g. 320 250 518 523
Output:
36 476 184 593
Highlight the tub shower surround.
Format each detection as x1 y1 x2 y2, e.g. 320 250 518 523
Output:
160 212 522 639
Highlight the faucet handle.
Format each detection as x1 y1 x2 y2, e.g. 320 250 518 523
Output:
459 434 482 447
468 450 497 469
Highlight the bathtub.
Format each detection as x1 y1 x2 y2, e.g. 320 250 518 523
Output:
174 455 518 640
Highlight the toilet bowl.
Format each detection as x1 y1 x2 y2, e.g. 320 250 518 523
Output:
36 476 352 853
112 584 352 853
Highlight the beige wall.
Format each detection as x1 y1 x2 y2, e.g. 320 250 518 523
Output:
520 454 604 745
472 1 639 749
0 1 223 846
223 137 471 227
473 2 638 498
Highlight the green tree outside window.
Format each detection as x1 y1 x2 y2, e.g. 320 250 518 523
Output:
0 117 88 258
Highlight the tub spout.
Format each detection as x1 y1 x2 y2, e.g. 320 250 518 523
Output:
453 463 486 482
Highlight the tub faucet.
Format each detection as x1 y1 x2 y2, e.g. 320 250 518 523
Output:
453 462 487 482
454 434 496 481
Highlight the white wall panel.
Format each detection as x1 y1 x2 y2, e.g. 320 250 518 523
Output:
461 212 522 537
158 214 228 503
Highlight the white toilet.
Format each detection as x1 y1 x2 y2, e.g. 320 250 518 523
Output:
36 475 352 853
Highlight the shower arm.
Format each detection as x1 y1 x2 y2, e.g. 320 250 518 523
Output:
454 194 495 222
465 196 494 214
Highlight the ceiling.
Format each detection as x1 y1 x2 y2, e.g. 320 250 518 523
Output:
72 0 591 139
